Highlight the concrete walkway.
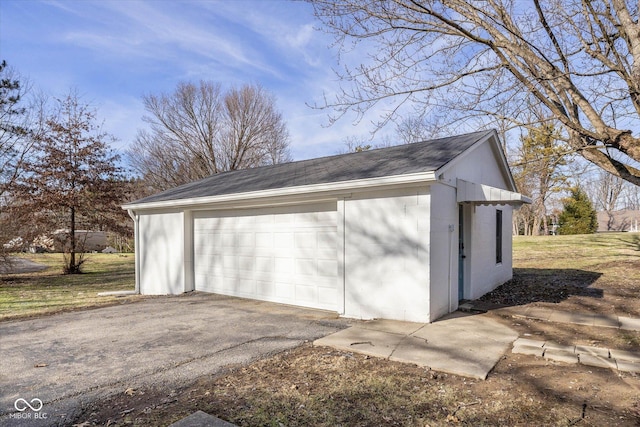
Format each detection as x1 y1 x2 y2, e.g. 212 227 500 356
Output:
314 312 518 380
512 338 640 373
314 304 640 380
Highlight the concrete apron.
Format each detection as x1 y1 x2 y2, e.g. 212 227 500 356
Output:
314 312 518 380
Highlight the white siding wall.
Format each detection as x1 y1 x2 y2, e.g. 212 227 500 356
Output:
444 140 511 188
467 205 513 299
428 183 458 321
440 140 516 305
138 211 185 295
343 187 431 322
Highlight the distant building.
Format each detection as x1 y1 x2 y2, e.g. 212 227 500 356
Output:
597 210 640 232
52 230 111 252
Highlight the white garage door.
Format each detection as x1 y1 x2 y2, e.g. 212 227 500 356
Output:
193 202 338 311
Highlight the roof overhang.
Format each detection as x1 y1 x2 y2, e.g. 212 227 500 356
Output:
456 179 532 206
123 171 438 211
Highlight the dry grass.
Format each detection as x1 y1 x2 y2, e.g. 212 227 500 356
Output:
0 253 141 321
73 233 640 426
82 344 639 426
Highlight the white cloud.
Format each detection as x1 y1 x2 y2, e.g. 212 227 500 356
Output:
2 0 391 162
95 96 146 153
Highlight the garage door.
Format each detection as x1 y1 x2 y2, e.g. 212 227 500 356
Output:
193 202 339 311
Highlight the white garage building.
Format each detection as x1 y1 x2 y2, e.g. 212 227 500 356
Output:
123 130 529 323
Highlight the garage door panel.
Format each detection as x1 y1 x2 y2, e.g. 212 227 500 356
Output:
295 258 317 276
317 231 336 248
238 255 256 268
257 280 275 297
196 274 223 293
295 232 316 248
223 255 236 270
318 286 338 305
275 282 294 299
316 247 337 259
222 233 236 248
318 259 338 277
274 232 294 248
274 257 294 274
194 203 338 311
255 232 273 247
237 279 256 295
237 233 255 247
295 284 317 303
255 256 273 272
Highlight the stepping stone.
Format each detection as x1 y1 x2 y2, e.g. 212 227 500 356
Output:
619 317 640 331
544 349 579 364
575 345 610 358
548 311 594 326
609 349 640 364
512 344 544 357
592 315 620 328
616 360 640 374
579 354 617 369
543 342 575 353
169 411 236 427
521 307 553 321
513 338 545 348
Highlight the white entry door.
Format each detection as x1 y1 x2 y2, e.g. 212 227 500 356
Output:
193 202 338 311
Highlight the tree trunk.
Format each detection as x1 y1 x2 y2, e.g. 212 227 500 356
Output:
67 206 79 274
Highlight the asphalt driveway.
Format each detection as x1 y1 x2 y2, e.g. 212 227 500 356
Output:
0 293 350 426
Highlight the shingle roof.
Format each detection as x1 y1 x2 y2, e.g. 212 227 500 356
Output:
131 130 492 205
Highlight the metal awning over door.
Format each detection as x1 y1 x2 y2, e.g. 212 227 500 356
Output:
456 179 532 206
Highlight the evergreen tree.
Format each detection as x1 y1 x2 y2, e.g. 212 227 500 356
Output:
557 187 598 235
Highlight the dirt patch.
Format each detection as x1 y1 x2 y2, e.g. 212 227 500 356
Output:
479 267 640 318
74 344 640 426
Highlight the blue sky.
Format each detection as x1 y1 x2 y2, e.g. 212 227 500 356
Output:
0 0 384 160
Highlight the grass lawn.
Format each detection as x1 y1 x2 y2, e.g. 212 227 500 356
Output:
0 252 140 321
72 232 640 426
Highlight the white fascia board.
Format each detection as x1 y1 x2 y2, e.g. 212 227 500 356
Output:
122 171 437 211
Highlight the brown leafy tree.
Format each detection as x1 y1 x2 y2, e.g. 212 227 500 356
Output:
309 0 640 186
129 81 291 193
15 93 125 273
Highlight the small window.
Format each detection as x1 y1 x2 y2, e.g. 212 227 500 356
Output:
496 209 503 264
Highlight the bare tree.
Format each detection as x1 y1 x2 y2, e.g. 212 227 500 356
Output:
623 183 640 210
309 0 640 186
594 170 625 212
129 81 291 193
14 92 125 274
395 116 444 145
588 169 625 230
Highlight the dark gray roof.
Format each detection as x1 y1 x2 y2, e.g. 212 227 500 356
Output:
131 130 492 205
